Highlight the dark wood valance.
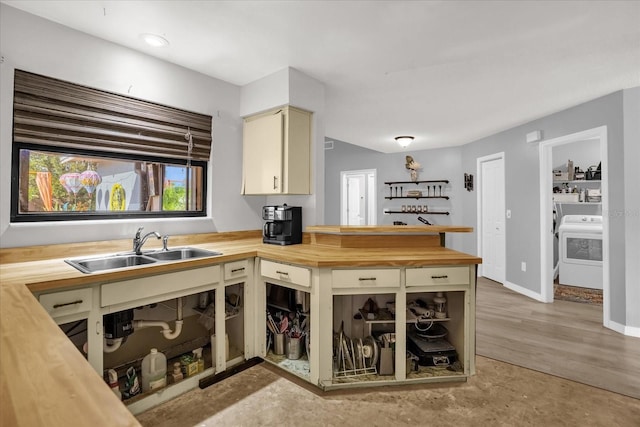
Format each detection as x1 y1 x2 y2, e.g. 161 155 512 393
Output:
13 70 212 161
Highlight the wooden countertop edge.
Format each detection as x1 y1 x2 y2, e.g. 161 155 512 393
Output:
1 281 141 427
306 225 473 234
2 238 481 292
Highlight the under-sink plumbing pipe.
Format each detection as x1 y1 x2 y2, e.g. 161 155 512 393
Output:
133 297 184 340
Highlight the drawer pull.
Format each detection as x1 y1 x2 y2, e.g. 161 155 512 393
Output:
358 277 377 281
276 270 289 276
53 299 83 309
431 275 449 279
231 267 245 273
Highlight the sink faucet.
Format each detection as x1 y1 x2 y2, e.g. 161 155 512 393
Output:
133 227 161 255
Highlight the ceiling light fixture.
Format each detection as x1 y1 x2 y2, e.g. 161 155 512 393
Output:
140 33 169 48
395 136 414 148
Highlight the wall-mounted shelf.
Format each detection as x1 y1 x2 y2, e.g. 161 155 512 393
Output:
385 180 449 185
385 196 449 200
384 210 450 215
385 180 449 198
384 179 451 216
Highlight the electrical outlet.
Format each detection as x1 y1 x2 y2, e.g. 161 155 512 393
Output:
521 262 526 272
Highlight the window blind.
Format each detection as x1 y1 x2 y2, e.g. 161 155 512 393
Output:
12 70 212 162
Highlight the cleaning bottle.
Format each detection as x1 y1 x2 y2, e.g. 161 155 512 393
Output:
193 347 205 373
107 369 121 400
141 348 167 392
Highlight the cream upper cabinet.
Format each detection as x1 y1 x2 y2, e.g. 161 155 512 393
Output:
242 105 312 195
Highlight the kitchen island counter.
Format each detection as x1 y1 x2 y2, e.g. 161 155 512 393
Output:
0 229 480 427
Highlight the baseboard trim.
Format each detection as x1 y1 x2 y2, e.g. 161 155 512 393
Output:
608 320 640 338
503 280 546 302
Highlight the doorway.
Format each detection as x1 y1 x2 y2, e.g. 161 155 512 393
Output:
539 126 609 327
340 169 376 225
477 153 506 283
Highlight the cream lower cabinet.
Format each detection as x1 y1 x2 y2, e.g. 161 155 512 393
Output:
258 259 319 384
258 261 477 391
242 105 312 195
100 266 223 414
38 258 476 409
38 262 256 415
321 265 476 389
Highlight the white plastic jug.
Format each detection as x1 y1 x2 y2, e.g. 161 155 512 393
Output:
141 348 167 392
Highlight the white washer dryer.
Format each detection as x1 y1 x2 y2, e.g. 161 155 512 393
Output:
558 215 603 289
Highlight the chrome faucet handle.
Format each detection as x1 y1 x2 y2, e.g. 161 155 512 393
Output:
133 227 144 251
162 235 169 251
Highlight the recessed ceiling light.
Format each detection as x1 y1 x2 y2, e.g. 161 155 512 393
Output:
140 33 169 48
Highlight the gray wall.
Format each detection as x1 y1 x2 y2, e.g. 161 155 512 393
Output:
326 89 639 332
324 140 466 251
460 91 629 326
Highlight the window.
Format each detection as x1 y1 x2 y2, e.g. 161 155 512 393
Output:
10 70 212 222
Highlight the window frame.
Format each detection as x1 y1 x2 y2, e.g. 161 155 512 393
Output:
10 142 208 223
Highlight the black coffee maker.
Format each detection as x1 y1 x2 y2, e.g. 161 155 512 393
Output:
262 204 302 245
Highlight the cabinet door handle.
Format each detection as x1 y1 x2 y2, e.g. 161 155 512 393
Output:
53 299 83 309
276 270 289 276
273 176 278 190
431 275 448 279
231 267 245 273
358 277 377 281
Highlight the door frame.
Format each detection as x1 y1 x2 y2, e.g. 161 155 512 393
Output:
538 126 609 326
340 169 377 225
476 152 506 281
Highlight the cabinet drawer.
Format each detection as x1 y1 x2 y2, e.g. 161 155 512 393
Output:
39 287 93 318
101 265 221 307
332 269 400 289
224 260 249 281
261 259 310 288
406 266 469 287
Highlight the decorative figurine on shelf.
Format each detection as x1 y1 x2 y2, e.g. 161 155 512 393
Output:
405 155 421 182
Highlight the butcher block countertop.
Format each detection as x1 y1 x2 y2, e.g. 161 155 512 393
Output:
0 229 480 427
306 225 473 233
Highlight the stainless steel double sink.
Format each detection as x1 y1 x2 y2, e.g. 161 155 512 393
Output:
65 247 223 274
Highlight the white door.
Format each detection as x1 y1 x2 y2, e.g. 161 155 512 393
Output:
341 169 377 225
479 155 506 283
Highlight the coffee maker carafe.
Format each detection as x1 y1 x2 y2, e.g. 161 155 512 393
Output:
262 205 302 245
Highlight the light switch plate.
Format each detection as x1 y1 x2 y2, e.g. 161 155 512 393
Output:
506 209 511 219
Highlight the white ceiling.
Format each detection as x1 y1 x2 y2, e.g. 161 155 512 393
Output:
3 0 639 153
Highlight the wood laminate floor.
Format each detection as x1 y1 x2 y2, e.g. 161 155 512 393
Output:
138 277 640 426
476 277 640 399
